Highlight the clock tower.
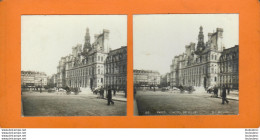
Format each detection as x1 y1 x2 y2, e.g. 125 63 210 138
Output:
196 26 205 53
83 27 92 53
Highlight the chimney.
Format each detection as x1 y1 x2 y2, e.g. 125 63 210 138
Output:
94 34 99 41
103 29 110 39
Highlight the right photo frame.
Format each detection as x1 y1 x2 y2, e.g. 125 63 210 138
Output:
133 14 239 116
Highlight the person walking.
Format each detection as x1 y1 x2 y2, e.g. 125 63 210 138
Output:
213 86 218 97
227 86 230 95
134 87 137 98
107 86 114 105
100 86 104 99
222 86 229 104
124 88 127 98
113 88 116 96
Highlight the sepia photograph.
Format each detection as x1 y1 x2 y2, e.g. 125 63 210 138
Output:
133 14 239 116
21 15 127 116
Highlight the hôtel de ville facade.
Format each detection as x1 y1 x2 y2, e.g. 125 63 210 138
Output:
170 26 238 89
56 28 127 90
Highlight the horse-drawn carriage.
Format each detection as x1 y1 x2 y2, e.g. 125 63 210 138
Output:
64 86 81 95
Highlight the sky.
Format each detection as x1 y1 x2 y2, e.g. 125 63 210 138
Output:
133 14 239 75
21 15 127 76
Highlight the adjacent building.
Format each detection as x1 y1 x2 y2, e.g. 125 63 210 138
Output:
104 46 127 90
160 73 170 87
21 71 48 88
134 69 160 88
47 74 57 88
170 26 239 90
218 45 239 89
56 56 67 87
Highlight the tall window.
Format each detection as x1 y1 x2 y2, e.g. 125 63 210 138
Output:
123 65 126 72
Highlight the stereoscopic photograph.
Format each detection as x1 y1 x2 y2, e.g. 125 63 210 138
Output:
21 15 127 116
133 14 239 116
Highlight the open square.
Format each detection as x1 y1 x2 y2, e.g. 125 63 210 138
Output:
135 90 238 116
133 14 239 116
21 15 127 116
22 91 126 116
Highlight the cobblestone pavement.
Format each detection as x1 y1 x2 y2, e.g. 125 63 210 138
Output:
22 91 126 116
135 90 239 116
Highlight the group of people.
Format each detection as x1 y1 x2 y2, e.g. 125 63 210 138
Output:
210 86 230 105
93 86 115 105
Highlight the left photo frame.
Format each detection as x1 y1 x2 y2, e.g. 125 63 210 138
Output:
21 15 127 116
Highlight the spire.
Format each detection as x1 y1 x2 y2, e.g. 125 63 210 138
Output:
196 26 205 53
83 27 92 53
84 27 90 43
198 26 204 42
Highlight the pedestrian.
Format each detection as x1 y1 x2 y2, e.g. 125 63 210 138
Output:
134 87 137 98
107 86 114 105
113 88 116 96
222 86 229 104
100 87 104 99
124 88 127 98
227 86 230 95
97 88 101 98
213 86 218 97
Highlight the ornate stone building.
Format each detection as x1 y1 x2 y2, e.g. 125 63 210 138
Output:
56 28 110 89
218 45 239 89
134 70 160 88
56 28 127 90
104 46 127 90
170 26 233 89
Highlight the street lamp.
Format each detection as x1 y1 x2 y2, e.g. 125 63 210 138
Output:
40 79 42 93
154 78 156 92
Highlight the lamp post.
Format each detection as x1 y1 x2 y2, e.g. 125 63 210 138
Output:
154 78 156 92
40 79 42 93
